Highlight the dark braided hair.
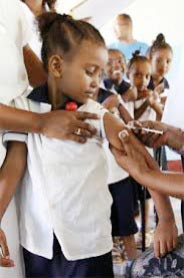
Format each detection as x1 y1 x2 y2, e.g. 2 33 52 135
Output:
37 12 106 71
127 50 149 71
149 33 173 59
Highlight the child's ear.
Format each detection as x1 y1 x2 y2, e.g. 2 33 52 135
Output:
48 55 63 78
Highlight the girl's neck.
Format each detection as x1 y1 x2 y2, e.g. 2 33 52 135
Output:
24 0 45 16
47 79 65 110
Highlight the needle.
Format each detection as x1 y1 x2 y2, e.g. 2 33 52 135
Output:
125 124 164 135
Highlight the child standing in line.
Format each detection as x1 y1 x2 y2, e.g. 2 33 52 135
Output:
102 49 137 119
98 49 138 265
148 34 173 175
0 13 177 278
126 51 163 247
148 33 173 109
127 51 163 122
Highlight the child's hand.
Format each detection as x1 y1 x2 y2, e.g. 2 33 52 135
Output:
102 94 120 110
0 228 14 267
123 86 138 102
137 88 151 99
154 82 165 95
147 90 160 107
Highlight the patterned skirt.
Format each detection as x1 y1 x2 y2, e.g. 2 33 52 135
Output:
131 234 184 277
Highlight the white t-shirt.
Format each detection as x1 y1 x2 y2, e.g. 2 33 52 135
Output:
4 98 113 261
20 2 50 59
0 0 30 277
0 0 30 165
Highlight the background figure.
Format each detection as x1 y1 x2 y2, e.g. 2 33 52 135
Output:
109 14 149 62
148 33 173 110
20 0 57 58
127 51 162 248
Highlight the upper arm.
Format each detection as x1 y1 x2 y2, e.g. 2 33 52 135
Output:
23 44 47 88
103 112 126 150
2 141 27 175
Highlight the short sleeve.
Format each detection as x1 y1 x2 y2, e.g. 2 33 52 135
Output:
2 94 30 146
3 132 27 146
78 99 108 139
17 1 32 47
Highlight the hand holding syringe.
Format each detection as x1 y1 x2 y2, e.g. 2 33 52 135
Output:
124 124 164 135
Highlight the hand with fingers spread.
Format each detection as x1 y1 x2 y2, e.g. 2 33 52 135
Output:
154 218 178 258
0 228 14 267
40 110 98 143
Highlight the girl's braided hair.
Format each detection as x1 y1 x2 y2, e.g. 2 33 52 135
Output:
37 12 106 71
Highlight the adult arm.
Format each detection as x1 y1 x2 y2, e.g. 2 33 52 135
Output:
0 142 27 267
0 104 98 143
103 116 177 257
23 44 47 88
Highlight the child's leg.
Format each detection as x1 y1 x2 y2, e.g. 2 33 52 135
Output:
109 177 138 261
122 235 137 259
23 236 114 278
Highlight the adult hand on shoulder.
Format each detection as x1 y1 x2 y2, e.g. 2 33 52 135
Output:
40 110 98 143
0 228 14 267
153 218 178 258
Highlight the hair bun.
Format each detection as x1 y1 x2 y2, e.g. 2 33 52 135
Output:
37 13 71 39
132 50 140 58
154 33 166 47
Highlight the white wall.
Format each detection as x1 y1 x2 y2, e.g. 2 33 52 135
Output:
101 0 184 46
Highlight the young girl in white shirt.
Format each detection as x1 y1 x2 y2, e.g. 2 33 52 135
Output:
0 12 177 277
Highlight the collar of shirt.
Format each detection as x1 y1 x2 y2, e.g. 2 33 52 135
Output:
148 76 170 90
28 83 82 109
104 78 130 95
